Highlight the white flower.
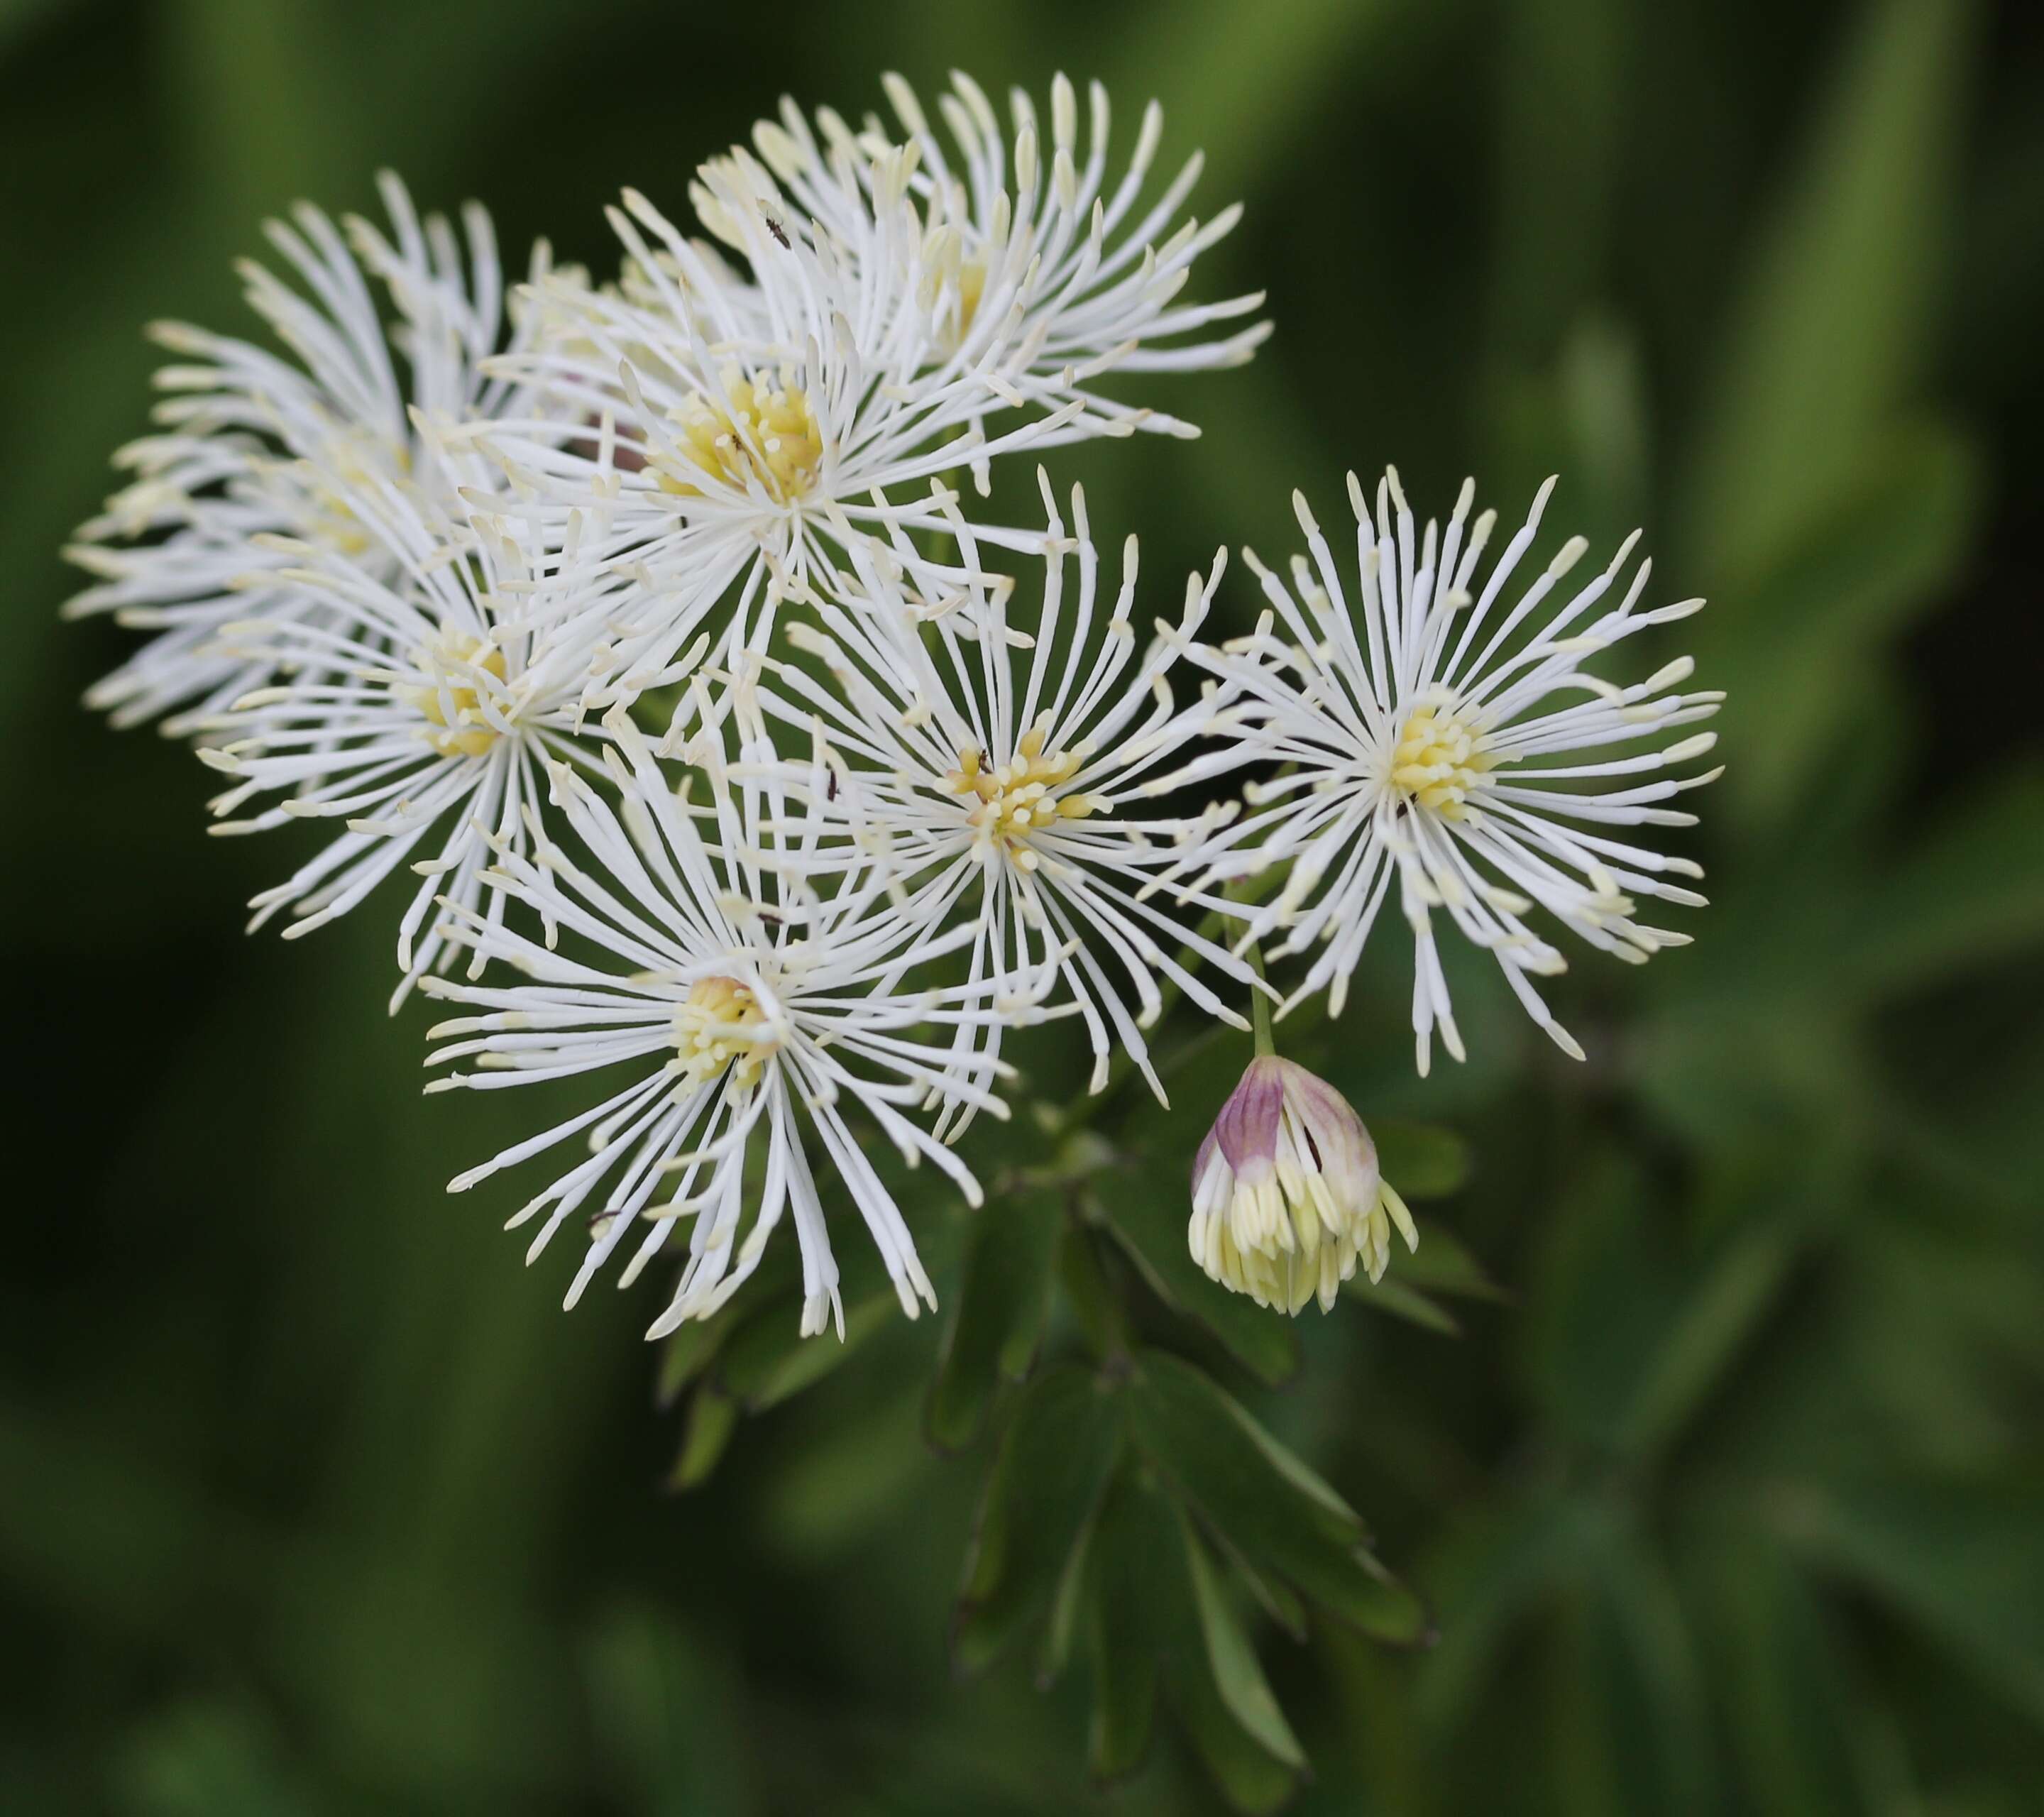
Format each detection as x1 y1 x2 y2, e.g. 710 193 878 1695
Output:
421 703 1038 1340
1185 471 1722 1072
735 70 1269 439
196 471 628 1004
752 475 1258 1105
1190 1056 1417 1312
482 158 1083 690
63 172 570 734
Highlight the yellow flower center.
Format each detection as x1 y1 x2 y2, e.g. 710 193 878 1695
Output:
307 429 410 555
944 722 1099 858
1388 703 1492 820
918 219 991 356
654 373 823 504
673 975 774 1087
939 256 988 353
412 638 510 759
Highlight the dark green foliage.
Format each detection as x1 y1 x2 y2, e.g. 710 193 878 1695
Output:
6 0 2043 1811
925 1188 1064 1451
952 1362 1127 1675
1092 1173 1305 1386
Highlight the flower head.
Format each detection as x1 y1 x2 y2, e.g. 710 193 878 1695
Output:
482 159 1083 686
195 468 630 1003
422 701 1045 1340
753 475 1259 1104
1190 1056 1417 1313
63 173 570 735
1187 471 1723 1072
735 70 1269 439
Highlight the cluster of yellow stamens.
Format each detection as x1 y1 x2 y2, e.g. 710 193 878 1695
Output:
918 217 992 355
307 429 409 556
654 371 823 504
1388 703 1493 820
936 255 989 354
672 975 774 1087
944 723 1099 855
411 637 510 759
952 258 988 336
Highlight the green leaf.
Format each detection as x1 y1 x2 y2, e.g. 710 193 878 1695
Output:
1086 1476 1165 1785
664 1385 738 1493
925 1187 1064 1452
654 1236 805 1410
1769 1469 2044 1725
1035 1508 1097 1689
1395 1222 1507 1302
1174 1664 1305 1814
1614 1226 1798 1460
1416 1491 1606 1730
1225 1548 1311 1645
1837 762 2044 999
1058 1220 1133 1362
581 1604 754 1817
1185 1522 1307 1769
1556 313 1652 542
110 1696 317 1817
1160 1506 1309 1813
1520 1153 1684 1446
1106 0 1417 197
1092 1178 1303 1388
715 1291 896 1415
1691 1538 1880 1817
1681 0 1978 586
1087 1471 1308 1814
953 1363 1126 1676
1550 1533 1718 1816
1703 422 1983 830
1347 1274 1462 1336
1372 1119 1473 1201
653 1315 730 1412
761 1385 933 1562
1489 0 1630 358
1127 1350 1429 1645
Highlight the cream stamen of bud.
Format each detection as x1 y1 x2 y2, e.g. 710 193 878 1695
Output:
943 718 1101 859
654 366 823 504
1189 1056 1417 1314
672 975 776 1087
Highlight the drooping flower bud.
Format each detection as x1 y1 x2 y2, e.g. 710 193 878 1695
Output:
1189 1056 1417 1314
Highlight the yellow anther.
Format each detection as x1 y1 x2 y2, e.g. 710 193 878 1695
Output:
943 722 1095 850
955 258 987 335
1388 703 1493 820
412 638 510 759
921 230 989 354
654 370 823 504
307 430 408 555
672 975 775 1087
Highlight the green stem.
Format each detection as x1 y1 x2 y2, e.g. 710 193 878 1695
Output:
1246 935 1275 1059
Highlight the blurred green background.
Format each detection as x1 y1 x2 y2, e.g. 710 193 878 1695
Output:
6 0 2044 1810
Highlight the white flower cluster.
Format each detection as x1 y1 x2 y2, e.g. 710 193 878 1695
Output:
70 75 1720 1335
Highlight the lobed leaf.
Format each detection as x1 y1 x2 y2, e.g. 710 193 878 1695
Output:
1127 1350 1431 1646
925 1187 1064 1453
952 1362 1126 1678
